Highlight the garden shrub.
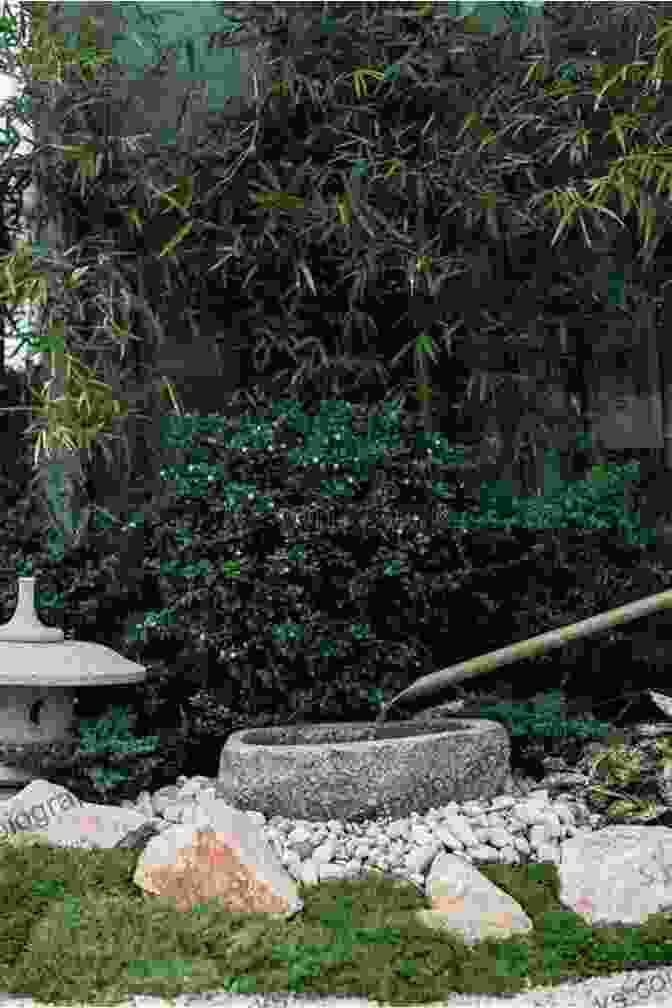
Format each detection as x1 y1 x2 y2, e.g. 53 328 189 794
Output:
0 704 174 806
470 689 614 742
467 689 615 777
0 389 666 798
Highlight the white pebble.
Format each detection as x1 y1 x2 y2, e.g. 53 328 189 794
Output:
122 773 608 887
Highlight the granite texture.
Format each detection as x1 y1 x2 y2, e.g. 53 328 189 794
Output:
217 718 511 823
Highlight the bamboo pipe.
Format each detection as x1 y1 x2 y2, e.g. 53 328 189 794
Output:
376 588 672 722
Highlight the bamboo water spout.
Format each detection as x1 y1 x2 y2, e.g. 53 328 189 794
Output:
376 588 672 723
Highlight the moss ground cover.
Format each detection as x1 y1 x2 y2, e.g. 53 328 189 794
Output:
0 832 672 1004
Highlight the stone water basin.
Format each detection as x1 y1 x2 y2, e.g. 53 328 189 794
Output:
216 718 511 823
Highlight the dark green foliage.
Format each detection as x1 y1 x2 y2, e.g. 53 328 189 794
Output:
0 386 669 804
1 1 671 815
467 689 614 778
0 704 179 807
0 367 35 505
469 689 614 742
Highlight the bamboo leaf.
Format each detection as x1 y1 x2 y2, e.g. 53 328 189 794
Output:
156 175 194 214
158 220 195 259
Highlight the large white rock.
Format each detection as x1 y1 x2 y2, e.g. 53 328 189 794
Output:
558 825 672 928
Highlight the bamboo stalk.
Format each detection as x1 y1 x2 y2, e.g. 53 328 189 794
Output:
377 588 672 721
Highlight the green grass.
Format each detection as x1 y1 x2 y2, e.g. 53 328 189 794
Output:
1 832 672 1004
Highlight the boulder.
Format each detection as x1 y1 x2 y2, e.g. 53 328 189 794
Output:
133 801 304 920
557 826 672 928
410 851 535 945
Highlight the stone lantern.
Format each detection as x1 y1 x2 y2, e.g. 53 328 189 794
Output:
0 576 147 798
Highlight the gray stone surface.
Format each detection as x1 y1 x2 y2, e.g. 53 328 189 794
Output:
217 719 511 822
